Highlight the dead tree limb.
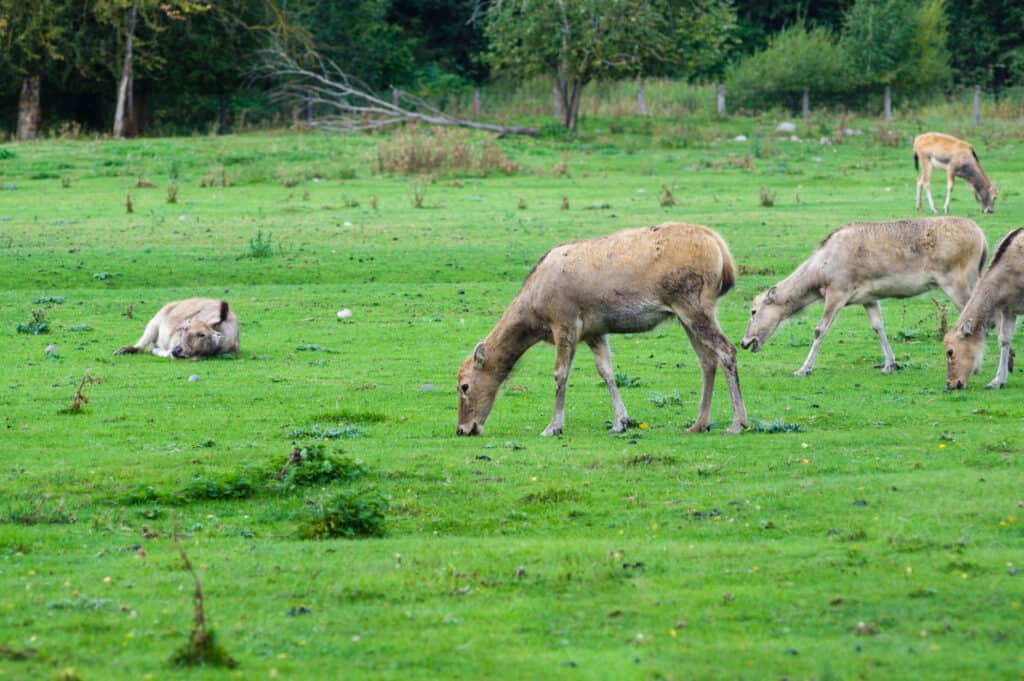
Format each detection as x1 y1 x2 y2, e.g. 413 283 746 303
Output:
254 43 539 137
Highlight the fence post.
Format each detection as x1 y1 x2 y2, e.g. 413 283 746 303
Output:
638 81 647 116
392 88 399 108
472 88 481 119
716 84 726 116
801 87 809 120
883 85 892 122
973 84 981 125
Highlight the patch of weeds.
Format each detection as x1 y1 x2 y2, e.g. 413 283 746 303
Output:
241 230 280 259
182 472 258 502
584 202 612 210
16 309 49 334
274 443 364 490
311 409 386 424
2 497 77 525
33 296 64 304
170 523 238 669
750 418 803 433
294 344 337 353
896 328 920 342
93 272 113 280
60 372 101 414
166 184 179 204
614 372 642 388
67 324 92 332
521 487 582 504
758 187 776 207
648 390 683 408
287 424 363 440
299 490 389 539
626 453 676 466
659 183 676 206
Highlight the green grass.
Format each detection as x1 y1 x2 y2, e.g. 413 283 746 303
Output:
0 116 1022 679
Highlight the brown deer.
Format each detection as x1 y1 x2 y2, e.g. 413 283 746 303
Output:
742 217 988 376
456 222 748 437
913 132 997 214
945 227 1024 390
114 298 239 359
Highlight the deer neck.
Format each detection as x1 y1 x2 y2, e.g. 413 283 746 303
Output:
484 303 544 382
777 260 825 315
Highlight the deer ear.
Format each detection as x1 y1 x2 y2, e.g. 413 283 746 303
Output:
218 301 230 324
765 286 777 304
958 319 974 337
473 341 487 368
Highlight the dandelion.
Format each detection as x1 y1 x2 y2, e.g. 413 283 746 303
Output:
103 576 112 584
960 572 969 580
801 458 810 464
905 567 913 574
939 443 946 449
669 628 678 638
651 523 658 531
639 422 649 430
751 566 760 573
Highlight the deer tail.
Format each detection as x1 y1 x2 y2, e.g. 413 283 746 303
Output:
913 152 919 171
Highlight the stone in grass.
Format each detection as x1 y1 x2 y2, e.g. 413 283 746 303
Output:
188 374 199 383
337 308 353 320
775 121 797 133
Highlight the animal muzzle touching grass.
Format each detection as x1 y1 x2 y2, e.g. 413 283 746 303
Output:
946 379 965 391
171 345 187 359
456 422 482 436
740 337 760 352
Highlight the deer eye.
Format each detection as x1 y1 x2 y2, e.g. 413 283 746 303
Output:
460 383 469 393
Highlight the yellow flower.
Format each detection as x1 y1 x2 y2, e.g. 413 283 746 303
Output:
638 422 649 430
939 443 946 449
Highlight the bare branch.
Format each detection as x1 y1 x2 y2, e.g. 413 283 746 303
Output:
253 41 538 137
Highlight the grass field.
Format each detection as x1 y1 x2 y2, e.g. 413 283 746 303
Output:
1 115 1022 680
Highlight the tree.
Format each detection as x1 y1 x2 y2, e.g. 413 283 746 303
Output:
945 0 1024 93
0 0 70 140
672 0 742 82
725 24 848 113
484 0 676 131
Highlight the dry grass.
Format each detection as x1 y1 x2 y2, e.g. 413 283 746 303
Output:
376 127 521 176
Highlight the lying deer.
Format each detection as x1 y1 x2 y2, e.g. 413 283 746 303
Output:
742 217 988 376
945 227 1024 390
456 222 748 437
914 132 997 214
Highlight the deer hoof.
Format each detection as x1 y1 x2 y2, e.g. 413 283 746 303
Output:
541 425 563 437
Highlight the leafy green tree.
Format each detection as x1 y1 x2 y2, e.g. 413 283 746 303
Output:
0 0 70 140
672 0 742 82
907 0 951 94
484 0 676 130
840 0 915 88
946 0 1024 92
725 24 848 112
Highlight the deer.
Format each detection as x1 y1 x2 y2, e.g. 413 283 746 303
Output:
913 132 997 214
456 222 748 437
114 298 239 359
741 217 988 376
945 227 1024 390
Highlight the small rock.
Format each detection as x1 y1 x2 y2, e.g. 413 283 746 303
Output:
852 499 868 506
733 134 748 142
419 383 439 391
775 121 797 133
343 221 353 227
337 308 353 319
188 374 199 383
843 127 862 136
819 137 832 145
178 214 191 221
45 344 57 354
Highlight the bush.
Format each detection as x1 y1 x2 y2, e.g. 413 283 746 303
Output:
299 490 388 539
274 443 365 491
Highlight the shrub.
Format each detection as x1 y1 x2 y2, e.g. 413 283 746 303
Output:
299 490 388 539
16 309 49 335
274 443 365 490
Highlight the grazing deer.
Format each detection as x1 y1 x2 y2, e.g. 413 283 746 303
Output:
945 227 1024 390
741 217 988 376
456 222 748 437
913 132 997 214
114 298 239 359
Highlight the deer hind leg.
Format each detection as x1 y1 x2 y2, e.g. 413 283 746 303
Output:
587 335 630 432
915 158 926 211
678 308 748 434
542 325 579 436
920 161 938 213
986 311 1017 389
794 293 847 376
864 302 899 373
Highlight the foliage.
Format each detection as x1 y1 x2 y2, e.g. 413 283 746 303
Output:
274 443 365 491
725 24 849 111
241 230 278 259
15 309 48 334
673 0 742 82
840 0 918 88
299 490 388 539
485 0 677 129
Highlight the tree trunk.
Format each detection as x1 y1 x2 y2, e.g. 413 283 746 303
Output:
16 75 42 142
218 94 229 135
552 86 563 120
883 85 892 121
801 87 809 119
637 81 647 116
716 84 726 116
472 88 480 119
305 91 313 125
565 81 583 131
973 84 981 125
113 0 139 139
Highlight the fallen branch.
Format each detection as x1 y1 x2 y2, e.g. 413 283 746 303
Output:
254 43 539 137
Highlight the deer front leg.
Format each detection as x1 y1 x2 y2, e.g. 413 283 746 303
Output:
794 293 846 376
864 302 899 373
986 311 1017 389
681 315 748 434
542 329 578 436
943 167 955 214
588 336 630 432
921 163 938 213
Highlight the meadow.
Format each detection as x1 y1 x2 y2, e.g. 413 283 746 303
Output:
0 113 1022 680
